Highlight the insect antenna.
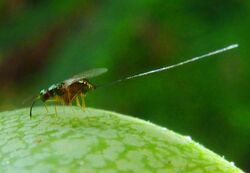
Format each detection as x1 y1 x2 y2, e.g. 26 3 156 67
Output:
96 44 238 89
29 96 40 118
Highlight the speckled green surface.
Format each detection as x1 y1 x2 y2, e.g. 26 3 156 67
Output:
0 107 244 173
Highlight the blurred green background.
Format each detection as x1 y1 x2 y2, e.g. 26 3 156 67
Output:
0 0 249 171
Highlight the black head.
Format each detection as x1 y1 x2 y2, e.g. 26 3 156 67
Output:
39 89 51 102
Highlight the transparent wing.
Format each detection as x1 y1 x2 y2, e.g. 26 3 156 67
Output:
72 68 108 79
63 68 108 87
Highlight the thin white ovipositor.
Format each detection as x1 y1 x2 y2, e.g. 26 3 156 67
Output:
99 44 238 88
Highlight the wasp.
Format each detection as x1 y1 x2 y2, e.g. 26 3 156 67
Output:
30 44 238 117
30 68 107 117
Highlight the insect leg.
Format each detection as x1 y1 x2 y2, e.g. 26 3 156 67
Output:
66 96 75 113
54 98 58 116
76 96 81 107
44 103 49 113
80 93 86 111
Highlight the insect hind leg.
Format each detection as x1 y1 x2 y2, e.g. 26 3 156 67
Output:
76 96 81 107
80 93 86 112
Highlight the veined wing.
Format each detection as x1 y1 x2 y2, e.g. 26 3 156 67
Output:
63 68 108 87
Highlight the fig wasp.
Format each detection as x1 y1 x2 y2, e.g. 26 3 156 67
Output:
30 44 238 117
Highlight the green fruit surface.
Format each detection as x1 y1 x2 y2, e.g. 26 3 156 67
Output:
0 107 244 173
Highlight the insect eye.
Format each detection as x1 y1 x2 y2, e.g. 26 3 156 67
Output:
44 92 50 98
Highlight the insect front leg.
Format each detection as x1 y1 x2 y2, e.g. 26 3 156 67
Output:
44 103 49 113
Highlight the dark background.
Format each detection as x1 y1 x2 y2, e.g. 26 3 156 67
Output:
0 0 249 171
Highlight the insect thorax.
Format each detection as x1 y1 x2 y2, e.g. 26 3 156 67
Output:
39 83 64 102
